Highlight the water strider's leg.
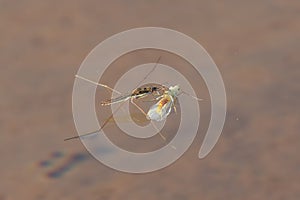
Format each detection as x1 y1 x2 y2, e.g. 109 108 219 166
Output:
75 74 121 95
64 101 127 141
132 56 161 89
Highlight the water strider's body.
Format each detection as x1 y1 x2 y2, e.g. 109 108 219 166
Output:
101 85 166 106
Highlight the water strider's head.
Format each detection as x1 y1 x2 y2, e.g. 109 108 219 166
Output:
168 85 181 97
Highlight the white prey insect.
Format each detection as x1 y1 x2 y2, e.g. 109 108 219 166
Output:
147 84 203 121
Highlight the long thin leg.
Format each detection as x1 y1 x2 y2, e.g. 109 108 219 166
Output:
75 74 121 94
133 56 161 89
64 101 127 141
180 91 203 102
130 98 166 141
76 56 162 97
75 73 129 114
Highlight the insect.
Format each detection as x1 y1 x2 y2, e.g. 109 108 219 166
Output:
100 85 167 106
64 57 167 141
64 57 203 142
147 85 202 121
147 85 180 121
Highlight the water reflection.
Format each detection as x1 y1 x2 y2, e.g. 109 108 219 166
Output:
38 151 89 179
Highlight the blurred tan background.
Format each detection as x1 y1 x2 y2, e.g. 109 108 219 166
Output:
1 0 300 199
